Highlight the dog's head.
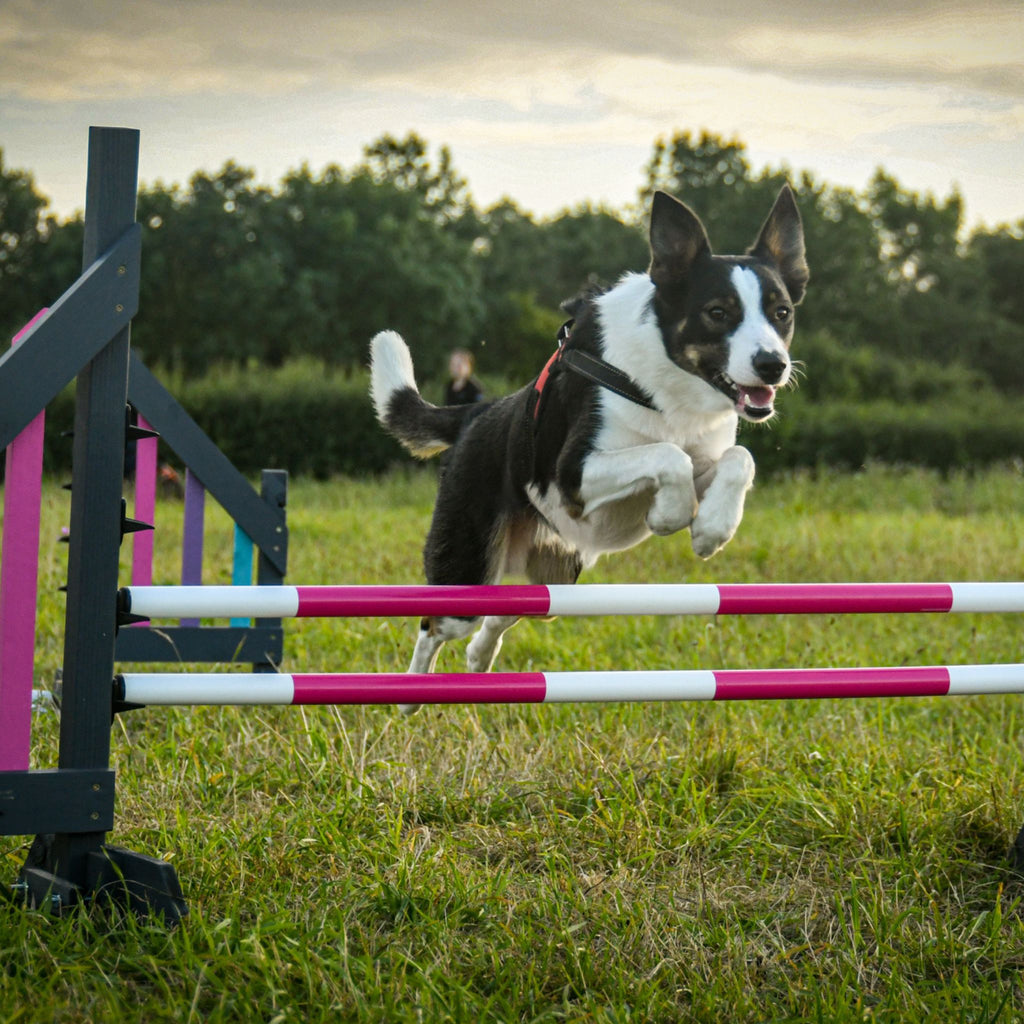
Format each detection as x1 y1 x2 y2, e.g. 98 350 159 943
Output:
648 186 809 422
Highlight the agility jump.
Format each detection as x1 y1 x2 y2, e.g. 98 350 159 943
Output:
114 580 1024 708
2 126 1023 924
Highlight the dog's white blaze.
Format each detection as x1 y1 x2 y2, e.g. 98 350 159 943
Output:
726 266 790 387
595 274 738 449
525 482 649 566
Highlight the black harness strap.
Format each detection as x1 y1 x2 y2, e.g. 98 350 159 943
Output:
559 349 656 410
530 319 657 426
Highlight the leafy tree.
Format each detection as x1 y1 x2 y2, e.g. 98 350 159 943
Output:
132 149 485 377
857 172 1024 388
535 204 648 307
864 170 964 296
4 127 1023 403
0 150 47 306
970 220 1024 324
0 151 80 342
790 173 898 347
469 200 551 378
958 221 1024 391
642 130 751 197
469 199 651 379
639 130 778 253
134 165 286 374
360 132 477 233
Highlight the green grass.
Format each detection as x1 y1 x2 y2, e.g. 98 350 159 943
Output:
3 464 1024 1023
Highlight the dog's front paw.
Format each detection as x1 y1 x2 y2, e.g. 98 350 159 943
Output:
647 510 692 536
646 488 697 536
690 524 730 559
690 506 740 559
689 446 753 558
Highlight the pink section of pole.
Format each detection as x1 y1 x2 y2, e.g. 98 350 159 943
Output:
295 584 552 618
712 666 951 700
716 583 954 615
0 309 49 770
131 415 157 590
290 672 548 705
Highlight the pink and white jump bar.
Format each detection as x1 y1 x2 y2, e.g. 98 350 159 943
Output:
120 581 1024 620
117 664 1024 706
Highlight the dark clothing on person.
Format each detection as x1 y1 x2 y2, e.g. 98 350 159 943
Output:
444 377 484 406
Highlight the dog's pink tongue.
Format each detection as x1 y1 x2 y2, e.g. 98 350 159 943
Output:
738 385 775 410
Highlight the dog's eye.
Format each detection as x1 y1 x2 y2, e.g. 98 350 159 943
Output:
774 306 792 322
707 306 727 322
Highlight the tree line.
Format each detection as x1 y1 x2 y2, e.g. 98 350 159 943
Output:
2 130 1023 397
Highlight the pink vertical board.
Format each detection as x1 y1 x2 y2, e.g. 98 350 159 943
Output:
131 415 157 589
0 309 49 770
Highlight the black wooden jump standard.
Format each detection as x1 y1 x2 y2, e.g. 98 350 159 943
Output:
117 359 288 668
0 127 185 919
1 127 287 922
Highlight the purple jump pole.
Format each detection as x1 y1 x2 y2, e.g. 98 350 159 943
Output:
180 469 205 627
0 309 49 770
116 663 1024 706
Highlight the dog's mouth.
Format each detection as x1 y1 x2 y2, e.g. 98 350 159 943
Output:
711 372 777 422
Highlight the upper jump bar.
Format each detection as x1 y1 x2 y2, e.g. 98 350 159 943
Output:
118 582 1024 621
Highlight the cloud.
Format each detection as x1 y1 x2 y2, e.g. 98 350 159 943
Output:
3 0 1021 102
731 8 1023 97
0 1 340 100
2 0 1021 225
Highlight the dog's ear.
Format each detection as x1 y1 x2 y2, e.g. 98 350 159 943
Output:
749 184 809 304
648 191 711 288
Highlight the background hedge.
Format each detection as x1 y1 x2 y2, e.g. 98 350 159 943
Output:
33 359 1024 480
744 396 1024 474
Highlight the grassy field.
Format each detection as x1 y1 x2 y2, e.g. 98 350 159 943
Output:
2 464 1024 1023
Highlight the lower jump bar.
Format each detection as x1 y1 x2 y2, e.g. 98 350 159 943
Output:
118 581 1024 620
117 664 1024 706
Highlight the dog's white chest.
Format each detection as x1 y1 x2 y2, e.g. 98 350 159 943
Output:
525 390 742 566
526 483 654 566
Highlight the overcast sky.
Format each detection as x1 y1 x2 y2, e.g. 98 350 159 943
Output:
2 0 1021 228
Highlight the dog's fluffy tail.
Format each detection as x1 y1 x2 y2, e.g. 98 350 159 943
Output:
370 331 474 458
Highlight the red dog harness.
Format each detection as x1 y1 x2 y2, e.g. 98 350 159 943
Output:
530 320 657 424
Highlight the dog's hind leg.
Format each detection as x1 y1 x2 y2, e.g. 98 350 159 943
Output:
462 533 583 672
461 523 584 674
407 462 514 710
401 615 479 715
466 615 519 672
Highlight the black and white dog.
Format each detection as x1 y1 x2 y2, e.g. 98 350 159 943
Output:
370 187 808 703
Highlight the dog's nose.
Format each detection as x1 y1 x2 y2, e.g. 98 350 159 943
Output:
752 349 788 385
